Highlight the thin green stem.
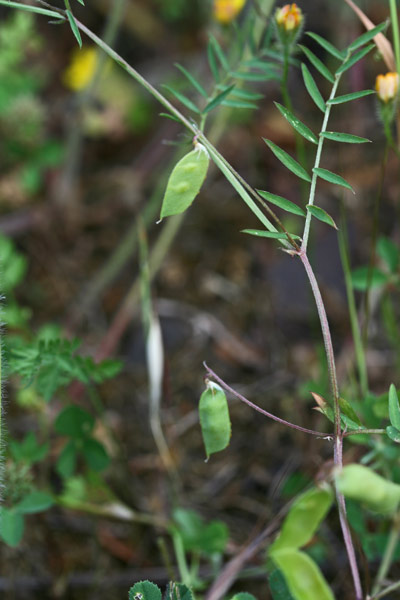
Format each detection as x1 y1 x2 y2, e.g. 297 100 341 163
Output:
371 516 400 596
301 73 342 253
390 0 400 74
172 532 196 597
0 0 61 18
299 250 362 600
370 579 400 599
338 207 368 398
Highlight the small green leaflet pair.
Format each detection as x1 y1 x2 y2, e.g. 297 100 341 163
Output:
268 486 335 600
128 581 256 600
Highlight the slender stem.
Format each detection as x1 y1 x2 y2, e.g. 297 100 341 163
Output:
371 515 400 596
298 250 363 600
344 429 385 437
390 0 400 74
204 363 330 438
301 74 342 253
338 209 369 398
370 578 400 599
0 0 61 18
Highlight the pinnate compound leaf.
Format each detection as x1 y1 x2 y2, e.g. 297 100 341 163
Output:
175 63 207 98
388 384 400 430
207 39 220 81
242 230 301 240
306 205 338 229
128 581 162 600
313 167 354 193
386 426 400 443
66 9 82 48
274 103 318 144
348 22 387 52
271 550 334 600
298 45 335 83
160 147 210 218
328 89 375 105
199 381 231 459
301 64 326 113
321 132 370 144
305 32 345 60
263 140 311 182
336 43 375 75
351 266 387 290
269 487 333 554
16 491 54 514
257 190 305 217
0 508 24 547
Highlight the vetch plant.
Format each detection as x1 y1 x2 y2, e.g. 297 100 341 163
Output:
1 2 400 600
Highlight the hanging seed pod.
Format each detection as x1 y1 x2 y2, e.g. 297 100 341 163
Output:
336 464 400 514
199 380 231 460
160 144 210 219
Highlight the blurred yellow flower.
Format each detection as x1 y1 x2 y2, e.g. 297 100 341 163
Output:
375 72 399 103
63 47 98 91
213 0 247 24
275 3 303 31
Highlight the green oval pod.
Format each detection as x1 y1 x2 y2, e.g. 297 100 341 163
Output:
272 549 334 600
160 146 210 219
336 464 400 514
199 381 231 459
269 486 333 554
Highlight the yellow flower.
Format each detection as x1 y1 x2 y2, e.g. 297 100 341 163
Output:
63 47 98 91
275 3 303 31
375 72 399 103
213 0 247 24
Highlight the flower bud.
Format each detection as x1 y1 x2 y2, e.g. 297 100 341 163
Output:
213 0 247 24
275 3 303 32
376 72 399 104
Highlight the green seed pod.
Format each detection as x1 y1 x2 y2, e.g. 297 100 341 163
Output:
336 464 400 515
199 381 231 460
160 145 210 219
269 486 333 554
272 549 334 600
